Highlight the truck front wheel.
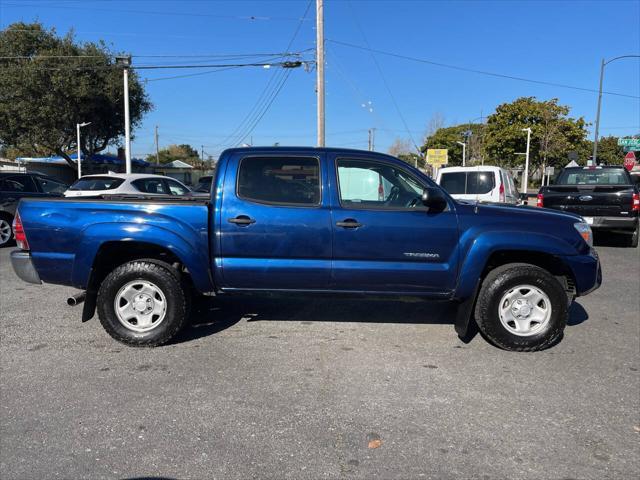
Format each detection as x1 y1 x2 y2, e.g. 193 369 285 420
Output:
97 260 187 347
474 263 568 351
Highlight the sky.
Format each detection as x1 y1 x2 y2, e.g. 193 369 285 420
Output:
1 0 639 160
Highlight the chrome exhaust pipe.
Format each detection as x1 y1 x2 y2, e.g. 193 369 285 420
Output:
67 292 86 307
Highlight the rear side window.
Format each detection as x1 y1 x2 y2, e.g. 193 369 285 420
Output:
36 176 68 194
132 178 169 194
0 175 38 193
439 171 495 195
69 177 124 191
237 157 320 206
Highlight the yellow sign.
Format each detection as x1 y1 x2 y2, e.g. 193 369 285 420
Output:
426 149 448 166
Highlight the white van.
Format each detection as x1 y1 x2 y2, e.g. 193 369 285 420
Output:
435 166 519 204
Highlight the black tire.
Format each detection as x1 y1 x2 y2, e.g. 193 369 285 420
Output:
474 263 568 352
97 260 187 347
628 225 639 248
0 213 14 247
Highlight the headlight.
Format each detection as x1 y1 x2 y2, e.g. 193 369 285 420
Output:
574 222 593 247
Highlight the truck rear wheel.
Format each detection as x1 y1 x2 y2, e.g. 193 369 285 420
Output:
97 260 187 347
474 263 568 351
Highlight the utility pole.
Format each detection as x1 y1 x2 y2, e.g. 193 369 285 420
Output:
316 0 325 147
591 58 605 167
591 55 640 166
116 55 132 173
368 128 376 151
154 125 160 166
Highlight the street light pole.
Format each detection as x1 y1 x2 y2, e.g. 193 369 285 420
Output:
591 55 640 166
116 55 132 173
522 127 532 195
76 122 91 179
456 141 466 167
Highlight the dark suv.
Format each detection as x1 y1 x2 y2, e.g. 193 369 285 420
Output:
0 172 68 246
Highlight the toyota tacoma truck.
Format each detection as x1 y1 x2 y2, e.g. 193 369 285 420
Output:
10 147 601 351
537 165 639 247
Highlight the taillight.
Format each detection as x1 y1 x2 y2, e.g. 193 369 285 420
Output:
632 193 639 212
12 213 29 250
537 193 544 208
499 183 505 202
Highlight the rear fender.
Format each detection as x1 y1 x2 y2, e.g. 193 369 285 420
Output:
71 222 213 293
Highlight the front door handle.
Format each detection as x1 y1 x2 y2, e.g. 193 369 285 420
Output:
336 219 363 229
228 215 256 226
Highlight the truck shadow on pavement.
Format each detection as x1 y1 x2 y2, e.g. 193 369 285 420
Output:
171 295 589 345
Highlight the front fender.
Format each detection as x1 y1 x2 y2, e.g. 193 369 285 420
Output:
454 230 577 301
71 222 213 292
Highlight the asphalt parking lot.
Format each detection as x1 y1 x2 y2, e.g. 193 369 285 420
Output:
1 236 638 480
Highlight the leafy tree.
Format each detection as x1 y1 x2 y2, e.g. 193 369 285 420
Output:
484 97 589 173
589 136 626 165
421 123 485 167
148 144 201 165
0 22 152 170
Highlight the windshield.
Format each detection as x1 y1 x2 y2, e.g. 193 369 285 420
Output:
440 171 495 195
68 176 124 191
555 168 632 186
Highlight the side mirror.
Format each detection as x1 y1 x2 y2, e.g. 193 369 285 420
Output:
422 187 447 211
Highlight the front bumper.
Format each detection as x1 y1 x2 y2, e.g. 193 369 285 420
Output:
587 216 638 231
10 250 42 284
560 249 602 297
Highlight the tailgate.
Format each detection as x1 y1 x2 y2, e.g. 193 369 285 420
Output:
543 185 635 216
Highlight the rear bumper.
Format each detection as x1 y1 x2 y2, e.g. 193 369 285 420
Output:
10 250 42 284
587 216 638 231
560 250 601 297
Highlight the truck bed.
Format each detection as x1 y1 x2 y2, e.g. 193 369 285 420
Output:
15 197 213 291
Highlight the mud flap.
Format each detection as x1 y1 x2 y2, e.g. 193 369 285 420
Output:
454 280 480 340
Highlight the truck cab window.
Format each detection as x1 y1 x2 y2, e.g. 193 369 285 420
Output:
337 159 424 209
237 157 320 205
0 175 38 193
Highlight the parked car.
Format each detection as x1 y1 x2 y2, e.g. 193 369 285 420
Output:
537 165 639 247
435 166 519 204
0 172 68 246
64 173 200 198
11 147 601 351
193 175 213 193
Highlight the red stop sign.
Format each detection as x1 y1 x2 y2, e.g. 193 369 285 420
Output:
624 151 636 171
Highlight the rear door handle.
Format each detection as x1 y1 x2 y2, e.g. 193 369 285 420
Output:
228 215 256 226
336 219 363 229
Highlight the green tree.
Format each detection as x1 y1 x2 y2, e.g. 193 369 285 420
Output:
484 97 589 173
0 22 152 169
149 144 201 165
422 123 485 167
588 136 626 165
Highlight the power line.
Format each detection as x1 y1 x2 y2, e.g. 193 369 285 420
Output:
1 2 312 21
346 1 420 152
0 60 307 71
209 0 313 150
328 39 640 100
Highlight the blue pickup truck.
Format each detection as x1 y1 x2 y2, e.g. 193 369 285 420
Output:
10 147 601 351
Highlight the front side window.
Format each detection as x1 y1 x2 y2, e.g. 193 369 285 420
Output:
337 159 424 209
0 175 38 193
132 178 169 194
237 157 320 206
